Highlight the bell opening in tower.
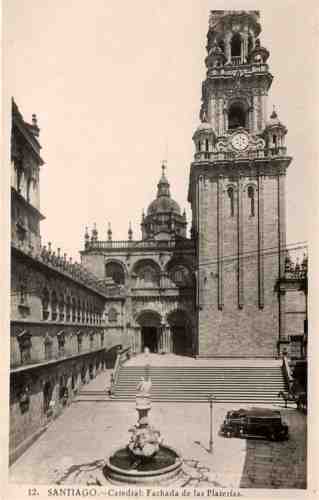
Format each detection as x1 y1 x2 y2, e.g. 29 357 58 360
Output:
231 33 242 64
228 103 247 130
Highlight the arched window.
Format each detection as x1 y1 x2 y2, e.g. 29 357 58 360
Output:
58 294 64 321
105 262 125 285
71 297 76 322
168 265 192 287
42 288 50 321
51 291 58 321
248 35 253 55
89 331 94 350
65 296 71 322
19 282 27 306
18 330 32 364
142 267 155 283
77 298 81 323
248 186 255 217
44 333 53 360
231 33 242 58
108 307 118 323
227 187 235 217
43 381 53 414
26 178 31 202
218 39 225 54
228 103 246 130
77 332 83 353
57 330 65 357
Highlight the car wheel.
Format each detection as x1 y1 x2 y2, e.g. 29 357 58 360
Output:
226 431 232 438
269 432 276 441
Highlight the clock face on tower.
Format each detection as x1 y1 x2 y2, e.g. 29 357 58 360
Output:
231 132 249 151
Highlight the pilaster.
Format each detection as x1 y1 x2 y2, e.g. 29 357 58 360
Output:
278 173 287 277
258 174 264 308
237 175 244 309
217 175 224 310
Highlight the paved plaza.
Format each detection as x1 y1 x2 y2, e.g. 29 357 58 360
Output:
9 371 306 490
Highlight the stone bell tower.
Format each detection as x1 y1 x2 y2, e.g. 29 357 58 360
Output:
188 11 292 357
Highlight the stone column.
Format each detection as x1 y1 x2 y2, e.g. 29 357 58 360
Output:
160 325 165 352
252 94 258 133
225 32 232 64
129 326 134 353
135 327 142 353
242 33 248 63
167 325 172 353
224 106 228 132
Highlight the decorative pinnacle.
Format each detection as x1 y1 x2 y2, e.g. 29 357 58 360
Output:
92 223 98 241
31 113 40 136
270 105 277 119
107 222 112 241
128 221 133 240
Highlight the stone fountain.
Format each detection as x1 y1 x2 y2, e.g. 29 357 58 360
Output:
104 366 182 485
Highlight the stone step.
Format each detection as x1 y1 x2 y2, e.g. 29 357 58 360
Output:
113 364 287 403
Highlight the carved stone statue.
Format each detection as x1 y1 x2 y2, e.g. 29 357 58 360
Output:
136 376 152 396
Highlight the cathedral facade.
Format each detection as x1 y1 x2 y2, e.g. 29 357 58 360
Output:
81 165 196 356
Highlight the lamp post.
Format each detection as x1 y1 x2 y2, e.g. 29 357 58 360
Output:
208 393 216 453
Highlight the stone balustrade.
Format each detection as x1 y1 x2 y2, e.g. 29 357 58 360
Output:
84 238 195 252
194 146 287 163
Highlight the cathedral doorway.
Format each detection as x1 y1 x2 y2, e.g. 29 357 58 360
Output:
137 310 161 353
141 326 158 353
167 310 192 356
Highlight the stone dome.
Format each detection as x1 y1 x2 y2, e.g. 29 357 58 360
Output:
266 109 285 129
147 196 181 216
194 121 214 135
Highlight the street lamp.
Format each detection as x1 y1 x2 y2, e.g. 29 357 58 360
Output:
208 393 216 453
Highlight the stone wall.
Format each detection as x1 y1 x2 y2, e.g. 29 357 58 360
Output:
196 172 282 357
9 349 108 465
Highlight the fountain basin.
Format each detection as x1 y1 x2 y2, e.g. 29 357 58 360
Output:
104 445 183 485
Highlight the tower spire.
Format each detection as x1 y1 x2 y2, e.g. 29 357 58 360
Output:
157 162 170 198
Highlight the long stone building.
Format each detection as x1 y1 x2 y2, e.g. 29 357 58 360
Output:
10 9 307 464
10 100 119 463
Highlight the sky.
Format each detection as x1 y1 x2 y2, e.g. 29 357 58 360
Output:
4 0 318 261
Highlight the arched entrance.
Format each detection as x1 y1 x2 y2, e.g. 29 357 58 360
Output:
167 310 192 356
137 311 161 353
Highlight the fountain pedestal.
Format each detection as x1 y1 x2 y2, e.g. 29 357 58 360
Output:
104 377 183 485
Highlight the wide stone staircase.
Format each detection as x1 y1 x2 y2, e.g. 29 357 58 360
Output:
112 364 288 403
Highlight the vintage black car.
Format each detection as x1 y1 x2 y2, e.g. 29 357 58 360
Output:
220 408 289 441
